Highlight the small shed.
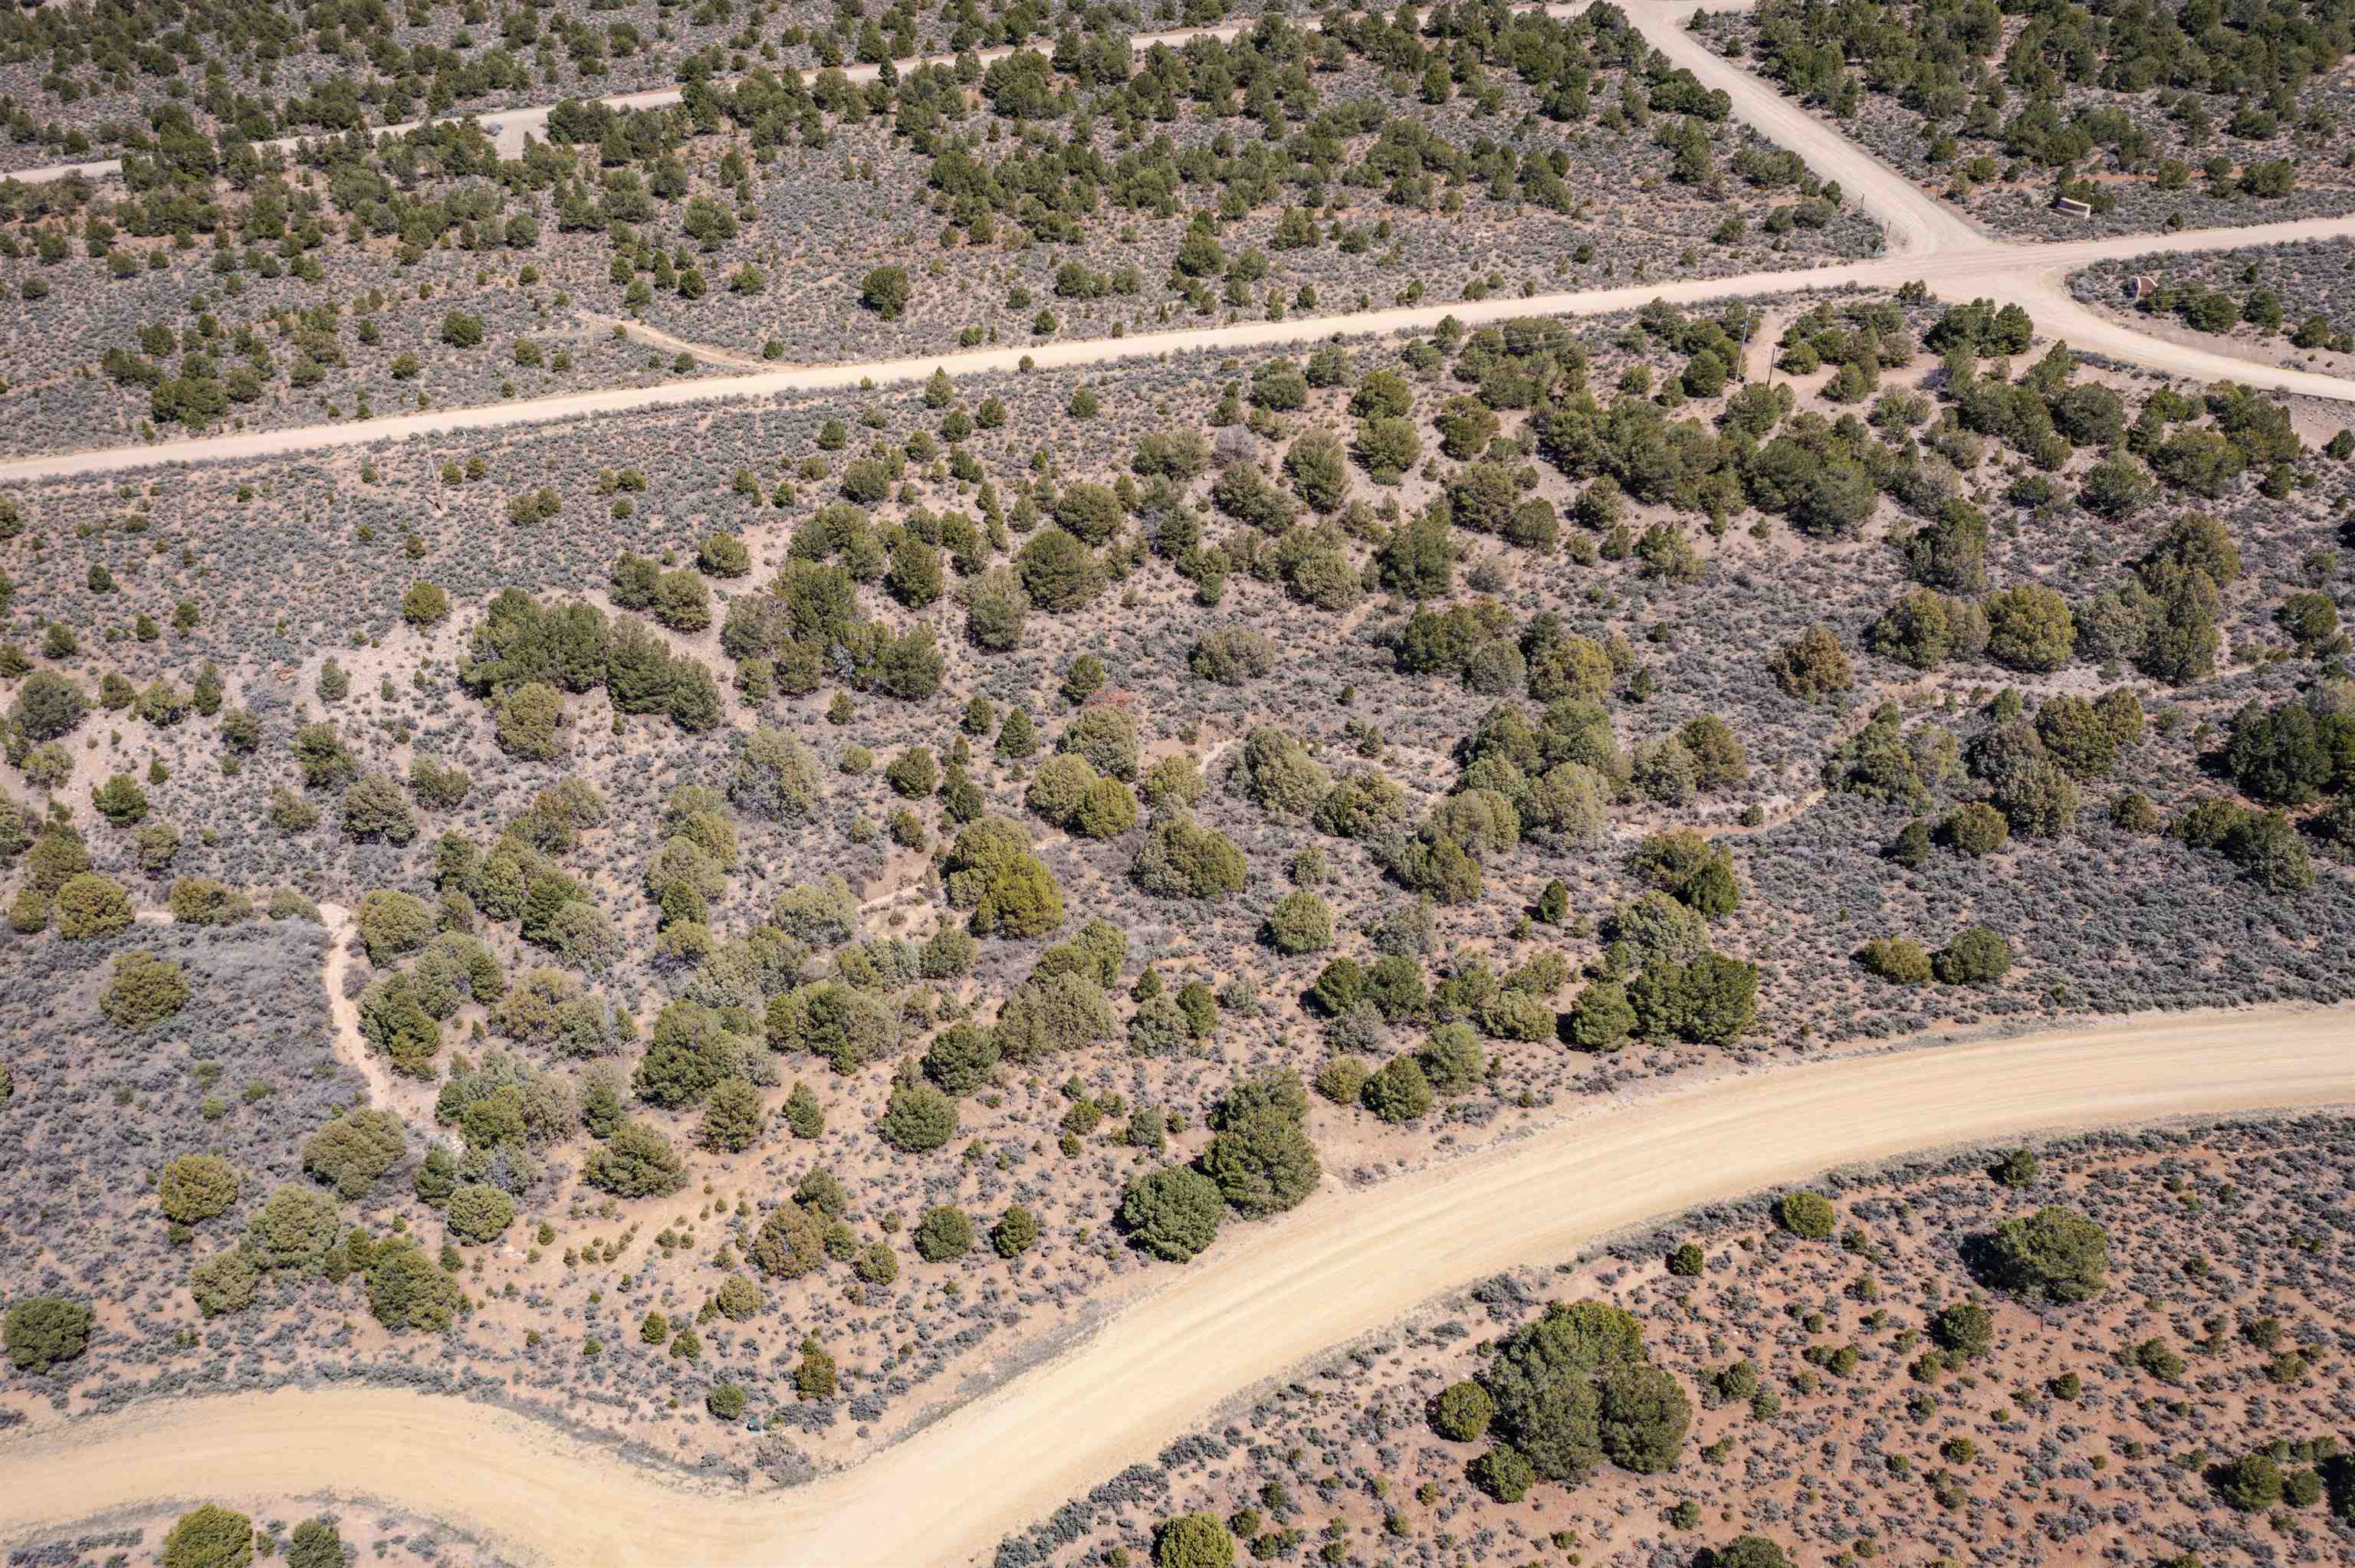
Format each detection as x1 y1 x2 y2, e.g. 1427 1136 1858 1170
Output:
2052 195 2094 218
2126 274 2160 300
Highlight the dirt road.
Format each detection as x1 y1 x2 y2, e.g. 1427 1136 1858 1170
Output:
2 1005 2349 1565
8 2 2355 480
1623 2 1975 257
315 901 395 1110
2 3 1619 182
12 208 2355 487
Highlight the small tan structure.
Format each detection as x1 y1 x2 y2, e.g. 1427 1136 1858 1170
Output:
2053 195 2094 218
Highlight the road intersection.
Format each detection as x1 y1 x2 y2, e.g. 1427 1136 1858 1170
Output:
7 1 2355 486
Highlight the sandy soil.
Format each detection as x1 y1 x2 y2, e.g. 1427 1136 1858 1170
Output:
2 1003 2350 1567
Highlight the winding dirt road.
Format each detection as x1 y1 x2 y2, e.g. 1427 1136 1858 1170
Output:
8 11 2355 1560
3 1005 2350 1565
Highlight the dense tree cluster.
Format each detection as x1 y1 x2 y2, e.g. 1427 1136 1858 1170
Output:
1745 0 2331 212
1443 1300 1693 1499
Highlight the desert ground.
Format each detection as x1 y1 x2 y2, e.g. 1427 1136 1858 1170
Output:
4 1 2355 1565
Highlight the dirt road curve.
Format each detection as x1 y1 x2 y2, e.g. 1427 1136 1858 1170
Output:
2 1005 2349 1566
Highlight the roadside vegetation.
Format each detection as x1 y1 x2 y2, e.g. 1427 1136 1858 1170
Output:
1704 0 2355 239
1007 1119 2355 1568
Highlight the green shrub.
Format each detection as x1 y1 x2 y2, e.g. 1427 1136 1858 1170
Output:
168 876 253 926
189 1247 261 1318
102 949 192 1028
583 1120 688 1196
698 1077 767 1153
1940 802 2009 856
301 1107 406 1198
1153 1511 1236 1568
4 1295 92 1372
1131 812 1247 899
284 1520 341 1568
1314 1055 1371 1104
912 1205 976 1261
2215 1450 2284 1512
53 872 132 939
1417 1022 1486 1095
1930 1301 1995 1359
356 975 441 1078
366 1237 465 1332
402 582 451 626
1263 891 1334 955
1434 1379 1495 1441
1470 1443 1536 1501
1361 1053 1434 1123
878 1082 958 1153
355 888 436 963
10 669 88 740
340 771 418 843
1857 937 1932 985
1983 584 2076 672
158 1153 238 1223
1203 1074 1319 1219
1933 927 2012 985
714 1274 766 1320
992 1204 1040 1258
1769 625 1853 700
860 264 911 319
1778 1191 1836 1239
1706 1539 1792 1568
793 1335 837 1398
751 1203 826 1279
1598 1362 1692 1472
783 1080 827 1137
161 1504 254 1568
1562 982 1635 1052
922 1025 1000 1095
1119 1164 1226 1261
246 1184 339 1271
1985 1206 2108 1303
447 1183 517 1242
1627 950 1759 1045
1480 1299 1687 1486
